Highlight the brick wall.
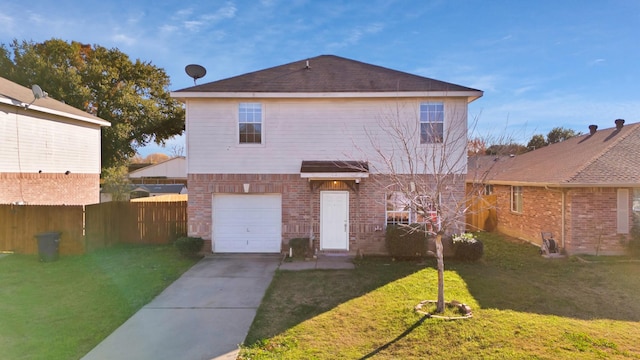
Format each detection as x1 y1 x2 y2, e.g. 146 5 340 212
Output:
493 184 631 255
0 172 100 205
495 185 563 246
188 173 466 255
567 188 630 255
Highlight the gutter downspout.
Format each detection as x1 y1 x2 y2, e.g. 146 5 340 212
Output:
561 190 566 250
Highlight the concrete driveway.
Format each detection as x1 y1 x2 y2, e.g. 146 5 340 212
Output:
81 254 280 360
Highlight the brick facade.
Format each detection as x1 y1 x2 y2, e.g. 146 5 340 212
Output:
0 172 100 205
567 188 631 255
188 173 466 255
493 185 632 255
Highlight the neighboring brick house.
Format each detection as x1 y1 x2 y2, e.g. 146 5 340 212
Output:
0 77 110 205
171 55 482 254
468 120 640 255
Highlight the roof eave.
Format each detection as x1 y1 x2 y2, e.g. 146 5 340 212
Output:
170 90 483 101
0 98 111 127
467 179 640 188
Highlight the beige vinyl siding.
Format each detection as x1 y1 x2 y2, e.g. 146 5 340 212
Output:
128 157 186 179
186 97 468 175
0 107 102 174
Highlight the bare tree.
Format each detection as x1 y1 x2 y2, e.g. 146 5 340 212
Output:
169 144 185 157
354 100 494 313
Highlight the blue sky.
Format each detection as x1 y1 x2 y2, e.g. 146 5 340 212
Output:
2 0 639 156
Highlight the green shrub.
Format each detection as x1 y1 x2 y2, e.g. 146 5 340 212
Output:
288 238 311 258
452 233 484 261
385 223 429 259
174 236 204 257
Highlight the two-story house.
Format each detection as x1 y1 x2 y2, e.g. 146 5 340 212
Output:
171 55 482 254
0 76 110 205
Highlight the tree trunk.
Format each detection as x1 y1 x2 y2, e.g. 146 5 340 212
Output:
435 233 445 313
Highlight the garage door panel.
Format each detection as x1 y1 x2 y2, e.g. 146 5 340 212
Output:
212 194 282 253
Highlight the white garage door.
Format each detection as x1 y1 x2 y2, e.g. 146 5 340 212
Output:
212 194 282 253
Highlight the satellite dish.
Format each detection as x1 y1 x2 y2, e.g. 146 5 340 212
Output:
32 84 48 99
185 64 207 85
24 84 48 108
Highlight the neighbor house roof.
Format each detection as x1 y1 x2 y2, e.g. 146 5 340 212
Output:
0 76 111 127
172 55 482 101
131 184 187 194
128 156 187 179
468 120 640 187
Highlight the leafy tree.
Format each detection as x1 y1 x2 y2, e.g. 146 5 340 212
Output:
0 39 185 170
524 127 581 152
101 165 131 202
485 143 528 155
547 126 580 144
526 134 547 151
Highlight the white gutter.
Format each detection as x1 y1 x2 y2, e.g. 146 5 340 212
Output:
474 180 639 188
0 98 111 127
171 90 483 103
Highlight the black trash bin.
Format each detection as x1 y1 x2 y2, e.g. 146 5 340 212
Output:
35 232 61 262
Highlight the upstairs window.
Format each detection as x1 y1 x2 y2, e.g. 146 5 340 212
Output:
239 103 262 144
511 186 523 213
420 102 444 143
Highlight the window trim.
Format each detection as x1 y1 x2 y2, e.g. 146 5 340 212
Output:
238 102 263 145
511 186 523 213
419 102 444 144
617 188 630 234
386 192 411 226
385 192 438 229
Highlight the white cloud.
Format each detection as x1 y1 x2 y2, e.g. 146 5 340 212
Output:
160 24 179 34
0 13 15 34
202 2 237 21
184 20 204 32
111 33 136 47
513 86 535 96
175 8 194 18
177 2 237 33
126 12 145 26
329 22 385 49
27 12 45 24
589 58 605 66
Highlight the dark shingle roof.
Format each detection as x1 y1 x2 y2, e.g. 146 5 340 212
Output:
469 121 640 186
175 55 481 94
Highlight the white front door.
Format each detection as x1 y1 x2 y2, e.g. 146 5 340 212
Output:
320 191 349 250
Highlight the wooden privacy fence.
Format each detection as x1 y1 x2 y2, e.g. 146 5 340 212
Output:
85 201 187 251
0 201 187 255
466 194 498 232
0 204 85 255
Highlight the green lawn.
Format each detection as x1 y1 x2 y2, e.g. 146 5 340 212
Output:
0 244 199 360
241 232 640 359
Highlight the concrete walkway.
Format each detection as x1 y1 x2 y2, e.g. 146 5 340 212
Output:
279 253 356 271
81 254 280 360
